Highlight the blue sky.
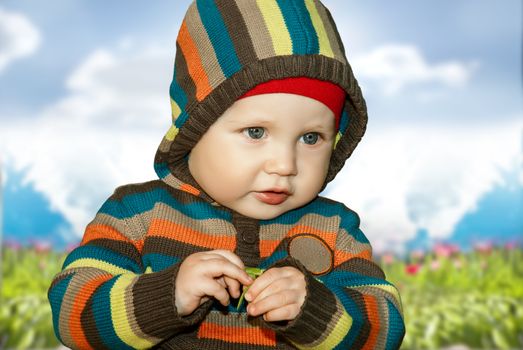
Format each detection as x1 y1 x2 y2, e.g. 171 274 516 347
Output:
1 1 522 254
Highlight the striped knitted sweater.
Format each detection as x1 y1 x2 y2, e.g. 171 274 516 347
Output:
48 177 405 349
48 0 406 348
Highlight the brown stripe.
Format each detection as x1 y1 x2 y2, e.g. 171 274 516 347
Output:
143 236 210 260
344 288 371 350
235 0 276 59
315 2 347 64
110 180 166 200
174 41 198 110
81 297 110 350
338 257 386 279
215 0 258 67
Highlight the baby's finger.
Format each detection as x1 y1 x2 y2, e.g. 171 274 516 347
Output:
210 250 245 270
245 268 282 302
216 277 226 288
262 304 301 322
205 279 231 307
224 276 241 298
202 258 253 285
247 290 297 317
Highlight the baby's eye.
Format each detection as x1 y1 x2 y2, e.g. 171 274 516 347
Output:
301 132 320 145
244 127 265 139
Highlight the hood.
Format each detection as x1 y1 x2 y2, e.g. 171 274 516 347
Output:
154 0 367 199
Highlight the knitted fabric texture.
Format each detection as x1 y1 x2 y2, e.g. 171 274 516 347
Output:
238 77 346 129
154 0 368 195
48 181 406 349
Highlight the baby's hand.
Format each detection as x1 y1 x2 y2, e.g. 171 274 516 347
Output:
175 250 253 316
245 266 306 322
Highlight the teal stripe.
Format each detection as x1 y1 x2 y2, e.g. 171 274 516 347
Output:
320 270 391 288
154 162 171 180
169 70 190 128
142 253 180 271
48 274 73 344
62 245 142 273
169 71 187 109
196 0 241 78
276 0 319 55
339 107 350 134
331 285 364 349
101 187 232 221
91 278 135 350
385 299 405 350
259 250 288 269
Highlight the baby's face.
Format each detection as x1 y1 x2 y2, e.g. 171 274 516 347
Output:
188 93 336 220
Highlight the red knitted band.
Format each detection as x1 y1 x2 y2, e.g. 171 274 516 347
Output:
238 77 346 129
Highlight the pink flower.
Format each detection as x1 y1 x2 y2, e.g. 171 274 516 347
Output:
474 241 493 255
32 240 51 254
381 253 395 265
4 239 22 251
430 260 441 270
433 242 459 258
504 241 518 251
410 249 425 261
405 264 421 275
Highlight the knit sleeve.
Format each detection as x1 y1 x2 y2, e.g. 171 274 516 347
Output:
263 207 406 350
47 191 211 350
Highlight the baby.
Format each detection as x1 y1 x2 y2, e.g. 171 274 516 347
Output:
48 1 405 349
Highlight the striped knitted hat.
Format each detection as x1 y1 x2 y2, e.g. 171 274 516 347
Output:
155 0 368 194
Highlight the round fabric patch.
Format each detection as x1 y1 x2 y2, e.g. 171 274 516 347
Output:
288 234 334 275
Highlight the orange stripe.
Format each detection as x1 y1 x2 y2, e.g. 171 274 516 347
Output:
260 239 281 257
334 249 372 267
68 275 112 350
82 224 144 253
361 294 380 350
179 183 201 196
198 322 276 346
177 20 212 101
149 219 236 250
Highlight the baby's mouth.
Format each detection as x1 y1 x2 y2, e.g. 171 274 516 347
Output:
254 190 290 205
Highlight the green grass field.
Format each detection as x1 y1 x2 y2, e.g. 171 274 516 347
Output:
1 242 522 349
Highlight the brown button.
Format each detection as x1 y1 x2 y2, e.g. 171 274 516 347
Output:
241 230 257 244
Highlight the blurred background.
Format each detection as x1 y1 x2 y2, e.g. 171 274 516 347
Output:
0 0 521 349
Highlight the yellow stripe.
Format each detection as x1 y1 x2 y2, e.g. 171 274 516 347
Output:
64 259 129 275
304 0 334 58
293 308 352 349
334 132 342 149
165 125 179 142
256 0 292 55
170 98 182 121
111 274 156 348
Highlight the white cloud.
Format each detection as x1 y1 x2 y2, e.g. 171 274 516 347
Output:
324 119 522 254
351 44 479 95
0 7 41 73
1 44 173 236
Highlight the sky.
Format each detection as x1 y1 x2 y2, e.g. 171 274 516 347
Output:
0 0 522 255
